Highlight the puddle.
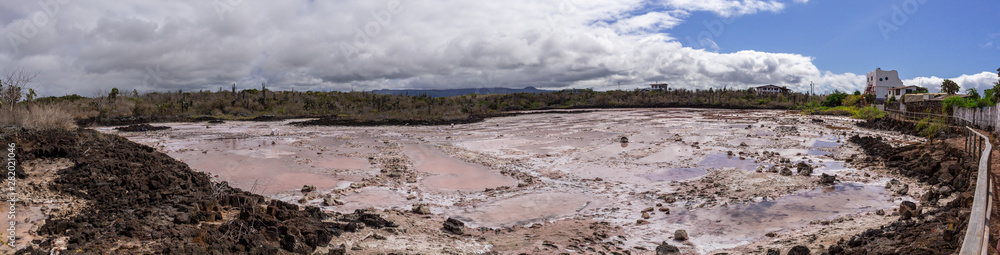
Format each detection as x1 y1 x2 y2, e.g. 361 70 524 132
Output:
662 183 892 249
182 153 355 194
313 157 370 169
728 138 772 147
638 145 694 163
644 168 707 182
459 193 594 227
698 153 760 171
403 144 517 192
332 187 409 213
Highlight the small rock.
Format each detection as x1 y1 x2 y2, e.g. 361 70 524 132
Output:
788 245 810 255
938 185 954 194
766 248 780 255
636 219 650 225
655 242 681 255
673 229 688 241
899 201 918 220
796 162 813 176
642 212 651 219
819 174 836 185
892 184 909 195
301 185 317 193
443 218 465 235
876 209 885 216
412 204 432 215
765 232 777 237
642 207 654 213
885 179 900 189
780 167 793 176
659 207 670 214
323 197 344 206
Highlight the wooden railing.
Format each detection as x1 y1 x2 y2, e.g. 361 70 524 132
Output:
959 127 993 255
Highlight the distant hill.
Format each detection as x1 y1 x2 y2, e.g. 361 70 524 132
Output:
371 87 549 97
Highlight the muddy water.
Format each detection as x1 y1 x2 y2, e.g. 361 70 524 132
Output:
403 144 517 192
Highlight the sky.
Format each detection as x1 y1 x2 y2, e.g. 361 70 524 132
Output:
1 0 998 97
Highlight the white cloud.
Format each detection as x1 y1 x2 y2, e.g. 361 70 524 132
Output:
0 0 985 98
904 72 999 93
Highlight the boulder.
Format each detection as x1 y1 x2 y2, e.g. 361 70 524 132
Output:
899 201 918 220
819 174 836 185
780 167 793 176
443 218 465 235
674 229 688 241
655 242 681 255
788 245 810 255
301 185 316 193
797 162 813 176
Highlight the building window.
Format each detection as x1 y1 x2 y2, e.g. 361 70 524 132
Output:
879 78 883 81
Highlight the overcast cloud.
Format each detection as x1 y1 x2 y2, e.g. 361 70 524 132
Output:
1 0 995 97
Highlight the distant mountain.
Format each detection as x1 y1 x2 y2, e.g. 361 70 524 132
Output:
371 87 549 97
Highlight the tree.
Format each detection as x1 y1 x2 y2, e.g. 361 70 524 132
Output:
1 68 38 112
966 88 980 99
915 87 929 93
109 87 120 102
941 79 959 95
26 88 36 104
822 90 848 107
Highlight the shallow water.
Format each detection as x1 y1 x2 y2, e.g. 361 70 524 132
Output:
403 144 517 192
459 192 594 227
663 183 893 249
698 153 760 171
644 168 707 182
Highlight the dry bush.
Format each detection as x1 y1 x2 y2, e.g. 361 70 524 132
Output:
17 104 77 131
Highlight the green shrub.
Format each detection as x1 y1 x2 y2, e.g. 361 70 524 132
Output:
852 107 886 120
821 90 848 107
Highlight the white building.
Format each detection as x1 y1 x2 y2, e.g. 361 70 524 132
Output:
887 85 924 99
753 85 790 95
864 68 904 101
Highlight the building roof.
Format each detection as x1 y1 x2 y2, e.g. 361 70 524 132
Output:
889 85 922 90
754 84 788 89
903 93 968 102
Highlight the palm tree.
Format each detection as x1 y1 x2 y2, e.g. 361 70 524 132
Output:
966 88 980 99
941 79 960 95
